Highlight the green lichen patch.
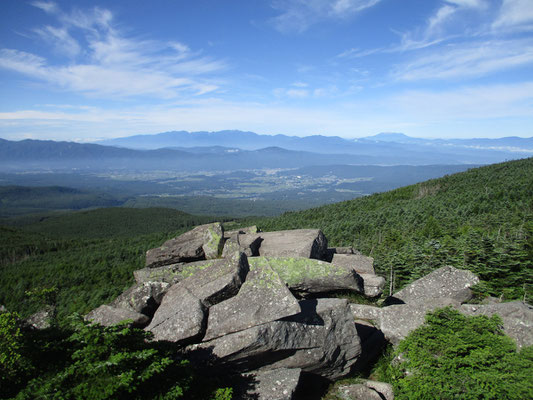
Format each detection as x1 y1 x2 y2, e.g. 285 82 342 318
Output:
248 257 349 286
202 224 224 258
179 260 216 280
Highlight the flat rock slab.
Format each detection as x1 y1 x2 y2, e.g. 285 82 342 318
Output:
238 368 301 400
256 229 328 260
222 233 262 258
204 260 300 341
145 222 224 268
391 265 479 304
336 381 394 400
224 226 259 238
460 301 533 349
111 281 170 317
145 285 206 343
197 298 361 380
350 304 383 322
331 254 375 275
248 256 363 296
359 274 386 298
134 259 219 284
380 298 461 345
85 305 149 328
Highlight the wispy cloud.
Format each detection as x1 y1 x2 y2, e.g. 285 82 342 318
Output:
270 0 382 33
392 38 533 81
492 0 533 30
0 2 226 99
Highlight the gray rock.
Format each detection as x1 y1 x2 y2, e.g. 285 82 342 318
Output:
182 252 249 307
336 384 383 400
204 259 300 341
222 233 262 258
145 222 224 268
85 305 149 328
336 381 394 400
0 305 6 313
197 298 361 380
224 226 259 238
460 301 533 349
111 281 170 317
239 368 301 400
332 254 375 275
248 257 363 297
257 229 328 260
330 247 360 255
380 298 461 345
145 285 206 343
350 304 382 322
134 259 221 284
360 274 386 298
25 306 54 329
391 266 479 304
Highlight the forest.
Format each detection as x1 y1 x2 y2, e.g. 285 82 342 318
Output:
0 157 532 399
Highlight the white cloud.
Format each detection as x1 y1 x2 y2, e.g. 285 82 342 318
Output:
393 39 533 81
0 3 225 99
31 1 58 14
493 0 533 29
270 0 382 33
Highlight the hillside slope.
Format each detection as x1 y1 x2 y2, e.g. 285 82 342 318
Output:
246 157 533 301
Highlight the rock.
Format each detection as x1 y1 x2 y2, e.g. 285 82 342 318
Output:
24 306 54 329
85 305 149 328
134 259 220 284
182 252 250 307
336 381 394 400
331 254 375 275
197 298 361 380
257 229 328 260
145 222 224 268
146 254 249 343
110 281 170 317
359 274 386 298
222 233 262 258
330 246 360 255
390 266 479 304
248 257 363 297
224 226 259 238
460 301 533 349
336 384 383 400
350 304 382 322
380 298 461 345
145 285 206 343
237 368 302 400
204 259 300 341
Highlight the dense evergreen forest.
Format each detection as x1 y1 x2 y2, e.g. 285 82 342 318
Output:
241 157 533 302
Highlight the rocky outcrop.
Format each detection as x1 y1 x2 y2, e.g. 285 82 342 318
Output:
110 281 169 317
145 222 224 268
237 368 302 400
359 274 386 298
256 229 328 259
336 381 394 400
331 253 375 275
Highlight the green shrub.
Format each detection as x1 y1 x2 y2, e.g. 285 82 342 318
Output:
374 307 533 399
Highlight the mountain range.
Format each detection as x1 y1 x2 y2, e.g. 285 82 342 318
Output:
1 131 532 171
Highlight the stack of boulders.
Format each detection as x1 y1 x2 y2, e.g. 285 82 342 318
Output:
85 222 533 399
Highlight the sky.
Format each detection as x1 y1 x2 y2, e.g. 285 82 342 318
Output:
0 0 532 141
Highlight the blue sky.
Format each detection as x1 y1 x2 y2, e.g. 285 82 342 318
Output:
0 0 532 141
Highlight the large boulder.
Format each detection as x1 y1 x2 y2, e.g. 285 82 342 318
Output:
380 298 461 345
336 381 394 400
145 222 224 268
222 233 262 258
331 254 375 275
256 229 328 260
85 305 149 328
204 259 300 341
460 301 533 349
248 256 363 297
196 298 361 380
389 266 479 304
110 281 170 317
146 254 250 343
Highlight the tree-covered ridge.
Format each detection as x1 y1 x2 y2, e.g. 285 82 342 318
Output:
243 157 533 301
